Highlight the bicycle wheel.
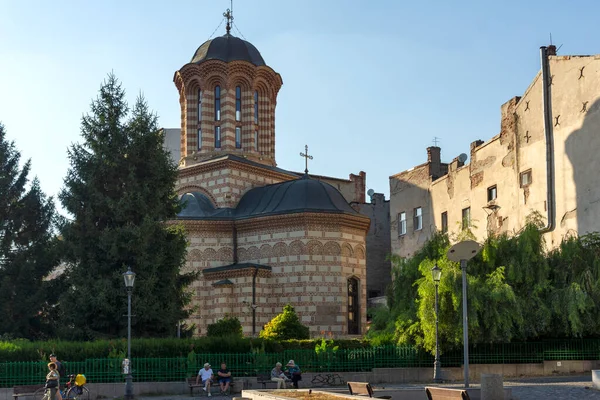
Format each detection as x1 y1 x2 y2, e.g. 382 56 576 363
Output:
34 387 46 400
66 387 90 400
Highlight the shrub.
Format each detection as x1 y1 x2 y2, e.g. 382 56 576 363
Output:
259 304 310 340
206 316 243 338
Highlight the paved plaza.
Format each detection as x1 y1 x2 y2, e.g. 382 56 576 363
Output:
135 374 599 399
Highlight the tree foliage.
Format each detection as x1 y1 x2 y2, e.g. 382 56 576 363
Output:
0 123 59 339
206 316 243 338
368 217 600 353
260 304 310 340
57 74 197 339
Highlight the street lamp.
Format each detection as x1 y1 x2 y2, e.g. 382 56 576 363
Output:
123 267 136 400
431 264 442 383
447 240 481 389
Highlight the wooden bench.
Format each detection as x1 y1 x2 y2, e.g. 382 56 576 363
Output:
13 385 45 400
187 377 235 396
425 387 471 400
257 372 280 389
347 382 391 399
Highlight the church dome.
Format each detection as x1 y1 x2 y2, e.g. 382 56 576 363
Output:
235 176 358 218
178 192 217 218
191 34 266 66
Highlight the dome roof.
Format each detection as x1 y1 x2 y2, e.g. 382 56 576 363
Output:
191 34 266 66
235 176 358 218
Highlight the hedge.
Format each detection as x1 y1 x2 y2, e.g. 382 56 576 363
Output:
0 337 371 362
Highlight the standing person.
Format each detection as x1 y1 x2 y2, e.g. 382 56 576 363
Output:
217 362 232 395
270 362 289 389
286 360 302 389
45 363 60 400
49 354 65 400
195 363 213 396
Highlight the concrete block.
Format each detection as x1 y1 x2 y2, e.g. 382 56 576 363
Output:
593 370 600 390
480 373 503 400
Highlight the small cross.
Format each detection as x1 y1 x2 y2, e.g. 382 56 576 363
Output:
299 145 313 175
524 131 531 143
223 8 233 34
433 137 441 147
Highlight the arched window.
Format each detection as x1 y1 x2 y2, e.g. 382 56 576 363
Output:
254 130 258 151
347 277 359 334
235 86 242 122
254 91 259 124
197 89 202 122
214 86 221 121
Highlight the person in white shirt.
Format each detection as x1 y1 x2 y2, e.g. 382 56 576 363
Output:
196 363 214 396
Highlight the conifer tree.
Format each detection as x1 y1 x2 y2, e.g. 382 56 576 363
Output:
58 74 196 339
0 123 58 338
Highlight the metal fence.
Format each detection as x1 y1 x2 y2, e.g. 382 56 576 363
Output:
1 339 599 387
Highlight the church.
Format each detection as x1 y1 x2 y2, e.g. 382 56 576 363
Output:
166 12 377 337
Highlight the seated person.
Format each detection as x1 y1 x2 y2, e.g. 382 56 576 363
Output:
286 360 302 389
217 362 232 394
271 362 289 389
196 363 214 397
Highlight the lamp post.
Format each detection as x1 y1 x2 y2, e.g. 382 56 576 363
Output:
447 240 481 389
431 264 442 383
123 267 136 400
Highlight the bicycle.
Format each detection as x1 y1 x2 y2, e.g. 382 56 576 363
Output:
35 374 90 400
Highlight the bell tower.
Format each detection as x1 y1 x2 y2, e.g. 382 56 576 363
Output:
173 11 283 167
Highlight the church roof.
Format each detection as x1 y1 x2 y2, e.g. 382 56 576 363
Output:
203 263 272 274
235 176 358 218
177 176 359 221
191 34 266 66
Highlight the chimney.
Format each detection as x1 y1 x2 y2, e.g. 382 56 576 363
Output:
427 146 441 178
547 45 557 56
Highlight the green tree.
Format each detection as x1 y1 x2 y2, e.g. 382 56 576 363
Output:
58 74 197 339
0 123 59 339
206 316 243 338
259 304 309 340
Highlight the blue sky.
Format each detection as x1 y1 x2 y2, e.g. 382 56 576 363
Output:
1 0 599 210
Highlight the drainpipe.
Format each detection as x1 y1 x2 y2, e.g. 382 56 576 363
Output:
540 46 556 233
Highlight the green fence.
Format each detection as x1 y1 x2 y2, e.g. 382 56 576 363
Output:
1 339 599 388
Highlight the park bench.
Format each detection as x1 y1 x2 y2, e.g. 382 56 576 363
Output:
347 382 392 399
425 387 471 400
13 384 45 400
187 377 235 396
257 372 280 389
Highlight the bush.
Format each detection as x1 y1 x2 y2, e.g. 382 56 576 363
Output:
259 304 310 340
206 316 243 338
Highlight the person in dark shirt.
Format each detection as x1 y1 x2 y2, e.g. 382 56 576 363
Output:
49 354 65 400
217 362 232 394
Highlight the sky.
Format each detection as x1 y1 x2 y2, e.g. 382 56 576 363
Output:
2 0 600 213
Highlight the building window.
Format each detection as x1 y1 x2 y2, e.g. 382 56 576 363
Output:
235 127 242 149
235 86 241 122
398 212 407 236
414 207 423 231
197 129 202 150
197 89 202 122
214 126 221 148
254 91 259 124
254 130 259 151
441 211 448 234
462 207 471 230
520 169 532 187
347 277 360 335
214 86 221 121
487 185 497 202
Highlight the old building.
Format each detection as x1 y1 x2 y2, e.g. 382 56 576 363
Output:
167 15 374 336
351 192 391 299
390 46 600 258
